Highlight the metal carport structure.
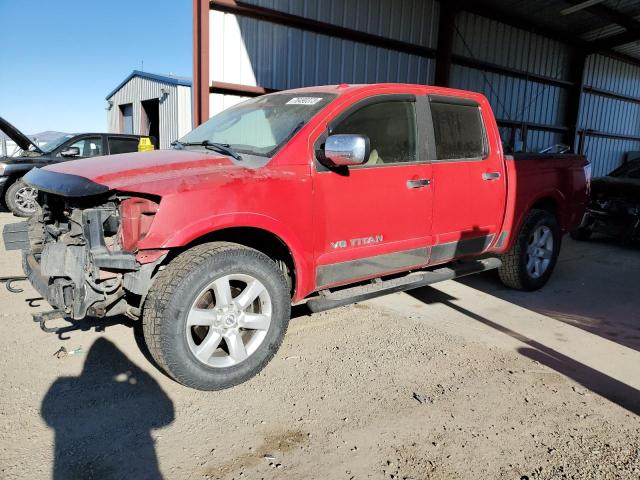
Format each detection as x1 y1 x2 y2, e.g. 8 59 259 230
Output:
192 0 640 175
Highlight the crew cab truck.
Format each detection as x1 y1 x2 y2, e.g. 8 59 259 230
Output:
3 84 589 390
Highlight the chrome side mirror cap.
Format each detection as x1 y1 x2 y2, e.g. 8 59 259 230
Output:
60 146 81 157
323 134 370 167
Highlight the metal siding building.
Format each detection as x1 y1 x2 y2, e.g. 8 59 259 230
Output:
580 55 640 176
106 71 193 150
193 0 640 176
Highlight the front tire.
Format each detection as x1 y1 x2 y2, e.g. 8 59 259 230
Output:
5 179 38 217
142 242 291 390
498 209 560 291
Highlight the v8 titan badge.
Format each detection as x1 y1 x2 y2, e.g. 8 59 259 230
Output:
331 235 384 250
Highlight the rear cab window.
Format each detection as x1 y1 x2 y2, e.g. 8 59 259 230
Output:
429 98 487 161
108 137 140 154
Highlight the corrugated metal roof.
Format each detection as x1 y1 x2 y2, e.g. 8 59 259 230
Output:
106 70 192 100
603 0 640 16
477 0 610 36
475 0 640 61
614 40 640 58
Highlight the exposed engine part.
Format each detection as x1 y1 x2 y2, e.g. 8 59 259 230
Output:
15 192 165 320
583 195 640 242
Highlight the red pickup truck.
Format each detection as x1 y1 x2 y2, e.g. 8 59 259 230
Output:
4 84 589 390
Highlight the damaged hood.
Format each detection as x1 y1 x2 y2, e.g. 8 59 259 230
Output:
23 149 263 197
0 116 43 154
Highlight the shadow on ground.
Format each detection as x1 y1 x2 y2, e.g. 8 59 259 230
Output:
407 286 640 416
41 338 174 480
459 236 640 353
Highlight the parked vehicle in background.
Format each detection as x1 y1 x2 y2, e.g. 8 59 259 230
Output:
572 155 640 243
0 117 154 217
3 84 589 390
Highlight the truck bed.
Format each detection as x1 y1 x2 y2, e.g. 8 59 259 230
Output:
503 153 590 241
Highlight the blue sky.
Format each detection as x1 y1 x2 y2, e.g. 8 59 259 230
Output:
0 0 192 135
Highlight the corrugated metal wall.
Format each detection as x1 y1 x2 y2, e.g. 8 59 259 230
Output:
450 11 571 153
580 54 640 176
208 0 439 110
207 1 640 175
107 76 192 149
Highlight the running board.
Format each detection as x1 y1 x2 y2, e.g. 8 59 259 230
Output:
306 257 502 313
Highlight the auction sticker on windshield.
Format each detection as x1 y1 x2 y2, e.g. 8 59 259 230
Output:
286 97 324 105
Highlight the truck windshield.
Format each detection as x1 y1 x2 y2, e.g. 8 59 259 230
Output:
178 92 336 157
40 134 74 153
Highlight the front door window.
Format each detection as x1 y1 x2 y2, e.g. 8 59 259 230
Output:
331 101 417 166
61 137 103 158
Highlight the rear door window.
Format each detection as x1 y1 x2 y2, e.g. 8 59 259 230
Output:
108 137 140 154
430 101 486 160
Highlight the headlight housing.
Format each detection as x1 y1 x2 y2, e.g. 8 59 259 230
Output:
118 196 160 251
0 163 6 175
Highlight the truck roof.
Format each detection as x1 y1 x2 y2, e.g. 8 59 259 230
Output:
281 83 488 102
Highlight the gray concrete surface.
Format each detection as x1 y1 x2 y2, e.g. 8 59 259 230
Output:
0 210 638 479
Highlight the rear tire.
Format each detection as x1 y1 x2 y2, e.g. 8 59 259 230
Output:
142 242 290 390
5 179 38 217
498 209 560 291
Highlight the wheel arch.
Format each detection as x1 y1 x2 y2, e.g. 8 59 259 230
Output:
500 191 564 252
530 196 559 217
519 191 564 232
1 172 21 200
158 222 311 301
190 227 296 293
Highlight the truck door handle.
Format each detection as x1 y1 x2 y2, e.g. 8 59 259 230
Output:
406 178 431 189
482 172 501 181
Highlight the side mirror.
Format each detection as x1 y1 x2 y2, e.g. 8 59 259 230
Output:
323 134 370 167
60 146 80 157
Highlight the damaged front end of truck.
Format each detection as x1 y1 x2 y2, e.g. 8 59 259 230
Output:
2 168 167 332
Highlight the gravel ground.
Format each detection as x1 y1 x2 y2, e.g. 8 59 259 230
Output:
0 211 639 480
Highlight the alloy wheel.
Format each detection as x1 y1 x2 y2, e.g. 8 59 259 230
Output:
185 273 272 368
526 225 554 278
14 185 38 214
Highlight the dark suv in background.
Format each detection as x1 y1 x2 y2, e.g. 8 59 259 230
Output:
0 116 154 216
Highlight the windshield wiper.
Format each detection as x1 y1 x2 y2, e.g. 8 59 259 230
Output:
172 140 242 160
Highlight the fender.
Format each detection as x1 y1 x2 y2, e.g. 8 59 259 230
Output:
140 211 315 301
506 188 565 250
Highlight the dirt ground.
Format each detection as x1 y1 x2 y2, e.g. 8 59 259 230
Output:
0 210 639 480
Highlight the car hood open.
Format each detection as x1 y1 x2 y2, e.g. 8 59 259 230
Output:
0 116 43 154
23 149 259 197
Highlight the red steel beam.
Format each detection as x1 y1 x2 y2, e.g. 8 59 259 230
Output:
210 81 278 96
193 0 210 126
